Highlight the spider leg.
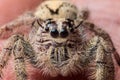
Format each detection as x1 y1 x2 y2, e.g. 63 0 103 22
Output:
13 38 27 80
0 35 21 78
0 34 36 80
0 11 37 39
82 21 120 66
95 37 114 80
13 35 38 80
84 36 114 80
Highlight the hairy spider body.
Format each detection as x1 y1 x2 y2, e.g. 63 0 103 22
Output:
0 0 119 80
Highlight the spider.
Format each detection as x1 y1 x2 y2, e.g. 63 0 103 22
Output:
0 0 119 80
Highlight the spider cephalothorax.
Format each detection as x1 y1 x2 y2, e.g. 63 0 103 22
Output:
0 0 119 80
30 18 83 76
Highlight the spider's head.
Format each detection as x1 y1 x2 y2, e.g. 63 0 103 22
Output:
38 18 82 43
33 0 83 43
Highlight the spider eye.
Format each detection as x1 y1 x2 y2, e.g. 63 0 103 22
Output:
70 28 74 32
60 28 69 38
45 26 49 32
45 23 52 32
63 19 75 33
50 29 59 38
45 21 57 32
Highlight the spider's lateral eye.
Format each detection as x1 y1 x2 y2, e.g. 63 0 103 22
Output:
63 19 75 33
70 28 74 32
45 19 56 32
45 26 49 32
66 19 74 27
50 29 59 38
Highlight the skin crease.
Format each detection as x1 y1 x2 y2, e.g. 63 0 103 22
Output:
0 0 120 80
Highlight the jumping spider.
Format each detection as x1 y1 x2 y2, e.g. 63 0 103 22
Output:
0 0 119 80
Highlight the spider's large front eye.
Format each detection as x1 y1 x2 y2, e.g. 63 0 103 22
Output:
50 29 59 38
60 28 69 38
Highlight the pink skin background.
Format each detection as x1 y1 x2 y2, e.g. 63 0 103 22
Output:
0 0 120 80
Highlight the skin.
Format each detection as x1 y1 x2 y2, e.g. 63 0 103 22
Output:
0 0 120 80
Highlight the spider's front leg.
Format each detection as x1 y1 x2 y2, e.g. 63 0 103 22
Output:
84 36 114 80
95 36 115 80
13 37 28 80
95 37 114 80
0 35 21 78
0 34 35 80
0 12 36 39
81 21 120 66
